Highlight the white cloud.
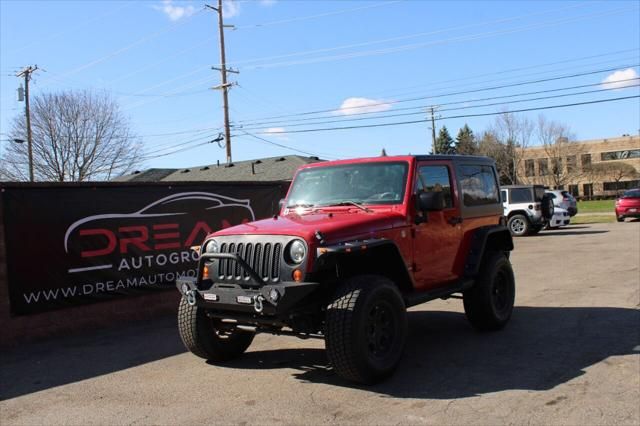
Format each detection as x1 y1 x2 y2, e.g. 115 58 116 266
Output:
259 0 277 6
334 97 392 116
601 68 639 90
154 0 196 21
223 0 241 18
263 127 288 140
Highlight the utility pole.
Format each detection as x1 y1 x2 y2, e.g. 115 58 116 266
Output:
428 106 438 154
206 1 238 164
16 65 38 182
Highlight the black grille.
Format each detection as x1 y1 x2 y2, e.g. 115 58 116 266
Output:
217 241 283 283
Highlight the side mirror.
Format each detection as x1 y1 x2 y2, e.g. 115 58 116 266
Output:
418 191 445 212
278 199 286 210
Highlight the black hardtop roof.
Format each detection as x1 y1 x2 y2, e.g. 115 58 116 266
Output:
415 154 496 163
502 184 545 189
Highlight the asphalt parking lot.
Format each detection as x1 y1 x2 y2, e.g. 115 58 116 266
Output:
1 222 639 426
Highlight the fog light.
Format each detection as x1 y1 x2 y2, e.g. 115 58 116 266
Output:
269 288 280 302
292 269 303 282
203 265 210 280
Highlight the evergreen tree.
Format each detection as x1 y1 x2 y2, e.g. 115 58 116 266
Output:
434 126 455 154
455 124 477 155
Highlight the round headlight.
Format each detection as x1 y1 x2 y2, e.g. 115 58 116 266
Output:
204 239 218 254
289 240 306 264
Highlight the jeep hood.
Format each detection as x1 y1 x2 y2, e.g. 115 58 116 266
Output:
213 210 407 243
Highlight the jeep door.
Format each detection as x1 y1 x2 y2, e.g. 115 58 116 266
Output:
412 161 463 289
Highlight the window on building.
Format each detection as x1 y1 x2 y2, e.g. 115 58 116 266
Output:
538 158 549 176
583 183 593 198
581 154 591 169
416 165 453 208
552 158 562 175
525 159 535 177
566 155 576 173
459 165 499 206
568 184 579 196
600 149 640 161
603 180 640 191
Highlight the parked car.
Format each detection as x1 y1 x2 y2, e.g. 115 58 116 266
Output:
501 185 554 236
546 207 571 229
615 188 640 222
545 190 578 216
176 155 515 384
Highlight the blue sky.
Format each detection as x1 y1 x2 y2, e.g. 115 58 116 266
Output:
1 0 639 171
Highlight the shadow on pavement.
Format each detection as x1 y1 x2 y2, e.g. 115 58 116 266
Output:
2 306 638 401
0 316 185 401
220 306 640 398
539 230 609 236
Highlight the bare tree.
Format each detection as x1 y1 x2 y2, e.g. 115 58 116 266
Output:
585 162 639 192
1 90 143 182
536 115 582 189
479 111 534 184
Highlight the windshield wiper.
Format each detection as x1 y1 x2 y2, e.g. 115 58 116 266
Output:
286 203 314 209
317 201 372 213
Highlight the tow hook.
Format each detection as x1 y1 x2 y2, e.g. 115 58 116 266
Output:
253 295 265 313
186 290 197 306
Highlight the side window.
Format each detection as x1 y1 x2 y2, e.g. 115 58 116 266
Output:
510 188 532 203
416 165 453 208
459 165 499 206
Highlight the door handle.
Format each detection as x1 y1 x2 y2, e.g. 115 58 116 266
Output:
447 216 463 225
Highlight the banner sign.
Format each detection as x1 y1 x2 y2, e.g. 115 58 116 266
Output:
1 183 288 315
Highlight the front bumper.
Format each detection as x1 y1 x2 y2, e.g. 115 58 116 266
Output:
176 252 319 316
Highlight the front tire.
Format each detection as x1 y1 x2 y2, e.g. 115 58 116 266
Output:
325 275 408 384
178 297 254 362
508 214 530 236
463 253 515 331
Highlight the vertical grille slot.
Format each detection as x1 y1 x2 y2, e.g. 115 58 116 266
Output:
254 243 263 279
218 243 227 278
272 243 282 280
243 243 253 279
226 243 235 277
234 243 243 278
262 243 272 281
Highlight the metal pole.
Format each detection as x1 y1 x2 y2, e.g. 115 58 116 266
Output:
217 0 232 164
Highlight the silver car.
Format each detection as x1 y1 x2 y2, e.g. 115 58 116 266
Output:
545 190 578 216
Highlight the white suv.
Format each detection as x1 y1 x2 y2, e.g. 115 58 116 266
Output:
501 185 554 236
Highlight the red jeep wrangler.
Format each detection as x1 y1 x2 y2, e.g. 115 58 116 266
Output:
176 155 515 384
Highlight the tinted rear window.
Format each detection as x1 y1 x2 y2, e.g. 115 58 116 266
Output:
623 189 640 198
510 188 533 203
459 165 499 206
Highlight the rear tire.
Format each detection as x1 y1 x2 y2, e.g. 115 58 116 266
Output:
325 275 407 384
178 297 254 362
463 252 515 331
507 214 530 236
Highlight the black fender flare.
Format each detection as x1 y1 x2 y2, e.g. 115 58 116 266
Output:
464 225 514 278
314 238 414 293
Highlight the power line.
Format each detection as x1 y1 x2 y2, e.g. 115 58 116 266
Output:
240 6 637 70
249 95 640 135
235 130 338 159
236 79 640 130
236 63 640 122
235 0 404 30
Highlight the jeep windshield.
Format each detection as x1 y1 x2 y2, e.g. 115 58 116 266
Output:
287 162 409 208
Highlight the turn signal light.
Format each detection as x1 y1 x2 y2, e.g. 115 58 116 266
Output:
292 269 303 282
203 265 210 280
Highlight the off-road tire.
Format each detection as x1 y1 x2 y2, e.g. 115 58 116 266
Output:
178 297 254 362
541 194 555 220
325 275 407 384
617 215 624 222
463 252 515 332
507 214 530 236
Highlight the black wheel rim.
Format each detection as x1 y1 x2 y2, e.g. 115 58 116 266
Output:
366 301 396 359
492 270 510 314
